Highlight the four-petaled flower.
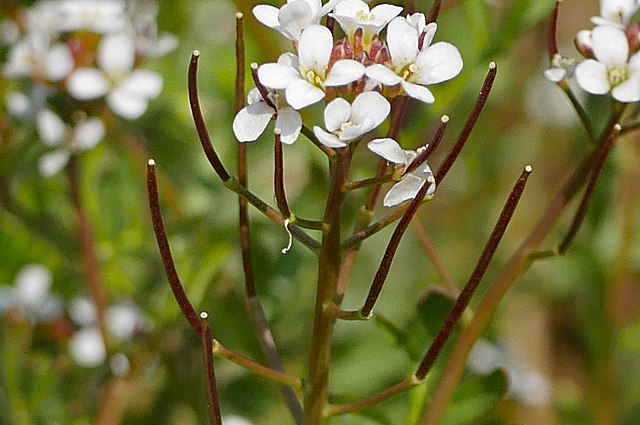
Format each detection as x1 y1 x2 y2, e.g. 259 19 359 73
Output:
67 33 163 119
330 0 402 51
313 91 390 148
575 25 640 102
258 25 365 109
233 88 302 144
365 18 463 103
367 138 436 207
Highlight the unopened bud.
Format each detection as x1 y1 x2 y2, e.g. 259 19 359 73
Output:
626 23 640 54
574 30 593 59
369 40 390 64
329 38 354 69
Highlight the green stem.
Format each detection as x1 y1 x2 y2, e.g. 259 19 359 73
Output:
304 150 352 424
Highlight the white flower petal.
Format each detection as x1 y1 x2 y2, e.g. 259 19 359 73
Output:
67 68 110 100
119 70 163 99
232 102 274 142
107 88 149 120
383 173 424 207
74 118 105 151
314 126 346 148
402 81 435 103
98 33 135 74
371 4 404 23
367 138 413 166
324 59 364 86
350 91 390 129
277 52 300 68
324 97 352 132
46 44 74 81
298 25 332 72
543 67 566 83
285 79 325 109
591 25 628 66
365 64 403 85
279 0 315 40
421 22 437 48
39 151 70 177
275 107 302 144
414 42 463 85
258 63 300 90
37 109 66 146
387 17 419 68
612 74 640 102
253 5 281 28
575 59 610 95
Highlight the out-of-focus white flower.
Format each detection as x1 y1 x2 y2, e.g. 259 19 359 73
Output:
313 91 390 148
2 11 74 82
36 109 105 176
367 138 435 207
6 92 31 117
592 0 640 27
330 0 402 50
469 339 551 406
69 296 98 327
233 88 302 144
258 25 365 109
128 0 179 57
107 303 142 341
4 264 63 322
253 0 341 41
110 353 131 377
365 19 462 103
66 32 163 119
222 416 254 425
575 25 640 102
53 0 129 34
69 327 106 367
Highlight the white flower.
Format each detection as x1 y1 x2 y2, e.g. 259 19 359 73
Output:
365 19 462 103
129 0 179 57
36 109 105 177
543 54 576 83
592 0 640 27
66 33 163 119
313 91 390 148
258 25 365 109
2 10 73 82
367 138 435 207
575 25 640 102
233 88 302 144
69 327 106 367
53 0 128 34
9 264 63 322
330 0 402 50
253 0 341 41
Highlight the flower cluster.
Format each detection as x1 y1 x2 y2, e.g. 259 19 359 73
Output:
2 1 177 176
233 0 463 206
546 0 640 102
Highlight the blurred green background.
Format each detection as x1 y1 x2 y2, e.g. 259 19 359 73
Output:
1 0 639 424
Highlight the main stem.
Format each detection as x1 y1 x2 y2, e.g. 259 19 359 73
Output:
304 151 351 424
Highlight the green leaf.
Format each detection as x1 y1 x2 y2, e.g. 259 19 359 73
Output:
440 369 509 425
